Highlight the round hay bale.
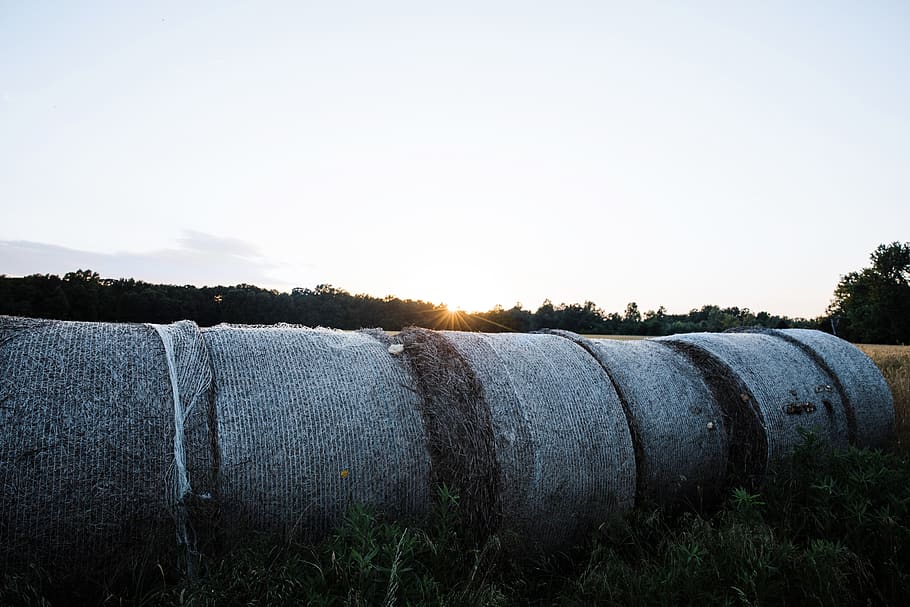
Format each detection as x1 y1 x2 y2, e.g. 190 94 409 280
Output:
439 331 636 550
395 328 500 538
727 328 894 448
202 324 431 543
547 331 728 507
0 316 214 579
657 332 853 466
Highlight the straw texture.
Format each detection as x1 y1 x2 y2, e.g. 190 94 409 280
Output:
395 327 500 537
0 316 213 577
549 331 728 506
440 331 636 550
658 332 853 466
203 325 431 543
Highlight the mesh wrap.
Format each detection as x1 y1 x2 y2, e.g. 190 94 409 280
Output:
0 317 896 570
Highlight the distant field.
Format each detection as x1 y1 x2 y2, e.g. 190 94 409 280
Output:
582 334 648 340
861 344 910 452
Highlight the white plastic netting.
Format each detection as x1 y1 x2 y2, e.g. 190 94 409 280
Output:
147 321 215 573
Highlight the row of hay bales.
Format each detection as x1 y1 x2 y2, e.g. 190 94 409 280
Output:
0 316 895 579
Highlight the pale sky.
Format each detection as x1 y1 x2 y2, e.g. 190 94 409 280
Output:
1 1 908 317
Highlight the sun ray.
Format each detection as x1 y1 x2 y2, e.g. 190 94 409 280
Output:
464 313 519 332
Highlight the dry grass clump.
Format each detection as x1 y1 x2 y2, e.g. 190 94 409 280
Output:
860 344 910 453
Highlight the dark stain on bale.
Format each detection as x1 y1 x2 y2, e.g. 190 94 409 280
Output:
659 339 768 482
395 327 501 538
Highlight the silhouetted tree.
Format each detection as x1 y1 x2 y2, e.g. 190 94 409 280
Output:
828 242 910 344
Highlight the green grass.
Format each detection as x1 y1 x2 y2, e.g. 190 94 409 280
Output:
5 439 910 606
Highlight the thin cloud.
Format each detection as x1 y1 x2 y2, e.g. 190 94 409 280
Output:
176 230 264 260
0 232 302 288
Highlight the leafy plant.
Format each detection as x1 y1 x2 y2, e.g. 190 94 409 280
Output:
5 444 910 606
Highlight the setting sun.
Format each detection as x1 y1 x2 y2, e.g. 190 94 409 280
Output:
424 305 471 331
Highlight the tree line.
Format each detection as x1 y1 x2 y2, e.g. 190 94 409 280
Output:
0 269 813 336
827 242 910 345
1 242 906 342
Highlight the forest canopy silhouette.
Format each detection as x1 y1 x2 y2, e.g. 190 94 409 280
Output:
1 242 907 342
0 269 814 336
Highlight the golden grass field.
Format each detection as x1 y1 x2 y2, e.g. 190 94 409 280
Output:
860 344 910 452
